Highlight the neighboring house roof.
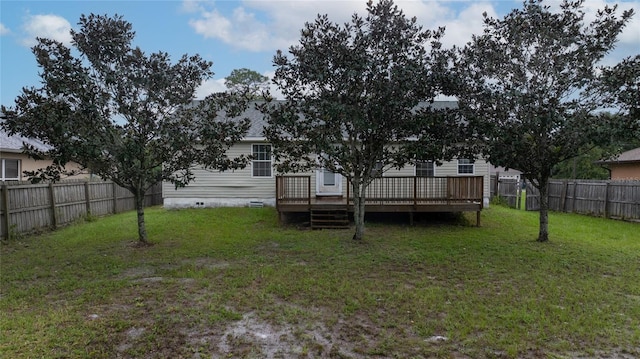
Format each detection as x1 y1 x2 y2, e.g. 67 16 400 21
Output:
490 165 522 175
595 147 640 165
0 124 50 154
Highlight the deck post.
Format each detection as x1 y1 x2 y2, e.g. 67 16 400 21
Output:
307 176 311 209
275 176 279 210
409 211 414 226
476 210 481 227
413 177 417 207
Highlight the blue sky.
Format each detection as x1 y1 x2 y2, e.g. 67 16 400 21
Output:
1 0 639 106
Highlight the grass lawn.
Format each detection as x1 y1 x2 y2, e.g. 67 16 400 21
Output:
1 205 639 358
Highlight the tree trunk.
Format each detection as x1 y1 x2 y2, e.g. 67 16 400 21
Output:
352 180 366 241
537 180 549 242
135 190 149 245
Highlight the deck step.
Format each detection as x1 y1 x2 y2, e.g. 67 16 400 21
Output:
311 208 349 229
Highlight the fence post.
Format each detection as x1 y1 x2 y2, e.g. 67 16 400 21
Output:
84 182 91 216
571 181 578 213
604 181 610 219
49 183 58 229
1 184 10 240
517 180 522 210
112 182 118 214
560 180 568 212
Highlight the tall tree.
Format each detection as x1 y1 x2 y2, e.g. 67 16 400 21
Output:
262 0 461 240
454 0 633 242
551 145 611 180
1 14 250 245
597 55 640 143
224 68 269 98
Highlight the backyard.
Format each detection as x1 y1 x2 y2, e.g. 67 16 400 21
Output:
1 205 639 358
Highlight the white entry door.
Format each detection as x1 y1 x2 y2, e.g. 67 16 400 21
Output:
316 168 342 196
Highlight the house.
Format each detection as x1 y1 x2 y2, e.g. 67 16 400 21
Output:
0 125 89 181
490 165 522 182
595 147 640 180
162 102 491 225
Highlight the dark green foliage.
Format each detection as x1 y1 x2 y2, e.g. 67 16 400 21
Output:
224 68 269 98
551 146 610 180
596 55 640 142
0 14 250 244
261 0 462 240
454 0 633 241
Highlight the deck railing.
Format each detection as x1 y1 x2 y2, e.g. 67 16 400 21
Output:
360 176 483 205
276 175 311 208
276 175 484 208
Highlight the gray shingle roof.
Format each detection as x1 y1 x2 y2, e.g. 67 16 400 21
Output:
2 100 460 151
224 100 459 139
597 147 640 164
0 124 50 153
241 105 268 138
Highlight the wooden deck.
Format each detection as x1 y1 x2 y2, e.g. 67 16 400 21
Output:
276 175 484 226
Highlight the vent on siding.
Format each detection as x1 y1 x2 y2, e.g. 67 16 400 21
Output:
248 201 264 208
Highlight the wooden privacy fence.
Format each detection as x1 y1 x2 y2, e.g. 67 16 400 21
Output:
0 181 162 240
526 180 640 221
492 178 522 209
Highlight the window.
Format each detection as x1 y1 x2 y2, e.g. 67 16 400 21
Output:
323 169 336 186
1 158 21 180
458 159 474 174
370 161 383 178
416 160 435 177
252 144 272 177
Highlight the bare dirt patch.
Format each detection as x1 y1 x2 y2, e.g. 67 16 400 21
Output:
182 310 371 359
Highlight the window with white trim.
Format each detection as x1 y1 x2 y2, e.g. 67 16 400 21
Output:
1 158 21 180
252 144 272 177
457 159 474 174
416 160 435 177
370 161 383 178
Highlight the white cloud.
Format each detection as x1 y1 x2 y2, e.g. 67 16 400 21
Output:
0 23 9 36
613 1 640 45
185 0 638 67
186 0 367 52
431 2 498 48
185 1 498 53
21 14 72 47
195 78 227 99
181 0 209 13
262 70 283 100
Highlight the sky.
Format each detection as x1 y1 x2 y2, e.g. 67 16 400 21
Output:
1 0 639 106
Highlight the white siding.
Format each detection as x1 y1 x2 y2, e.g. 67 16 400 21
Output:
163 142 278 207
163 141 491 207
